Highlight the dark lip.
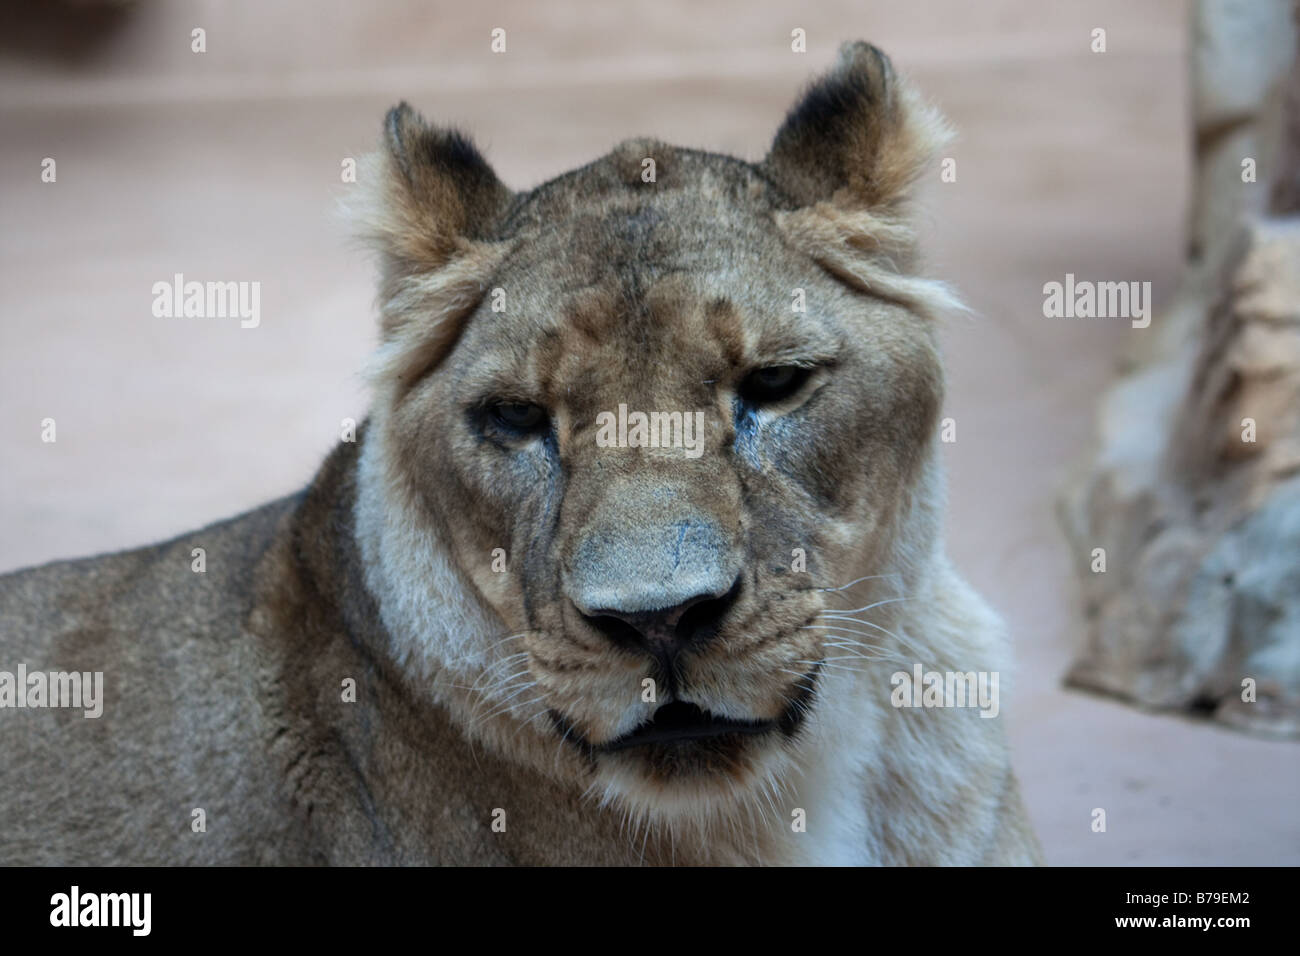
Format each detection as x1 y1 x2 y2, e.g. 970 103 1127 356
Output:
599 701 774 752
548 663 821 761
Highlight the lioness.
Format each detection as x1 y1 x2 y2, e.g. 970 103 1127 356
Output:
0 43 1041 865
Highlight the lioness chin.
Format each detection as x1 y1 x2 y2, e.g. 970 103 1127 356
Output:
1 42 1041 866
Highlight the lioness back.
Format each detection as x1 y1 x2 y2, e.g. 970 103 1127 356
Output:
0 498 301 864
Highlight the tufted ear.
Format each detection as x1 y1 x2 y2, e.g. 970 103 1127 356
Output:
380 102 513 250
351 103 516 387
761 43 963 317
356 103 513 331
761 42 950 214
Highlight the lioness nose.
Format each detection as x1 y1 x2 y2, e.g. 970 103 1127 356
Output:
582 578 741 660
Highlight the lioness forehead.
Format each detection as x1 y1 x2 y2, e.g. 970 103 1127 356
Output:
448 143 852 402
502 139 781 220
451 246 848 414
496 142 797 296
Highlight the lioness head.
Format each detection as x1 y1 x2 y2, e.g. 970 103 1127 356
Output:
353 42 961 823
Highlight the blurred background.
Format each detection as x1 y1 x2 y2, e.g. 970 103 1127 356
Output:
1 0 1296 864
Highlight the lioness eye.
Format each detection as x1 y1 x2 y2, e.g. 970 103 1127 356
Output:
740 365 812 405
490 401 548 434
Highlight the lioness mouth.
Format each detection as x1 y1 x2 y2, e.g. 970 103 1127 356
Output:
601 701 773 751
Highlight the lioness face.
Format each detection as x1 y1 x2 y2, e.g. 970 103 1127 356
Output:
364 43 954 817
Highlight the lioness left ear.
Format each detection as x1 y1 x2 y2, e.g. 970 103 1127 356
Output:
760 42 950 212
352 103 515 375
380 102 513 255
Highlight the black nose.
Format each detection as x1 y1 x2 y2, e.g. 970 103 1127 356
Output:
583 578 741 661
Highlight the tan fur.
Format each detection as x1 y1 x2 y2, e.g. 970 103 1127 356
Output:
0 43 1040 865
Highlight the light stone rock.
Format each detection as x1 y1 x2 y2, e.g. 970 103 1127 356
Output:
1064 1 1300 736
1064 217 1300 736
1192 0 1295 128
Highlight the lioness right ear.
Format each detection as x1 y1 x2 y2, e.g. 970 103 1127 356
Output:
354 102 515 344
759 43 964 317
761 42 950 213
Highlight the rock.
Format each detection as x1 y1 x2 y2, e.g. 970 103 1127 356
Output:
1064 219 1300 737
1189 478 1300 736
1192 0 1294 130
1063 0 1300 737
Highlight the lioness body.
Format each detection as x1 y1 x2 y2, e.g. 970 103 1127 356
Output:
1 437 1036 865
1 44 1041 865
